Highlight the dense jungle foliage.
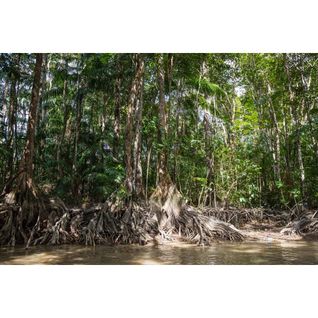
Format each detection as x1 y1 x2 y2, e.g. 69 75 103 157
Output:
1 53 318 208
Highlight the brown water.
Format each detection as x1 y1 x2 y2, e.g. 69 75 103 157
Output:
1 240 318 264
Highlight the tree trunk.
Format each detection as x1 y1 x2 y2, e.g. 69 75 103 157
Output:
125 54 144 197
267 83 284 203
1 80 9 185
133 74 145 198
37 54 48 128
204 112 216 207
285 57 306 202
150 54 182 230
6 55 19 180
18 54 43 188
297 99 306 200
113 58 123 158
72 76 83 198
145 142 152 201
57 76 68 177
156 54 170 187
268 84 282 184
36 54 49 176
150 56 242 243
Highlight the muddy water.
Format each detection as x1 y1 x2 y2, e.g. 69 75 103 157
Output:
1 240 318 264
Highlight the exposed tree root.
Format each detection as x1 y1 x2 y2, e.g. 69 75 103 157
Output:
78 200 158 245
176 205 244 244
150 182 244 245
3 175 318 247
202 207 293 227
280 210 318 237
0 186 69 247
202 207 262 226
0 197 244 247
1 174 244 247
0 196 159 247
150 183 182 229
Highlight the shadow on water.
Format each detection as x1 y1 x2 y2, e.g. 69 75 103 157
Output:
1 241 318 265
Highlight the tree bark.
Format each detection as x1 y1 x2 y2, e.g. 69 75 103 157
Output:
157 53 171 187
285 55 306 202
204 112 216 207
125 54 144 197
6 54 19 180
1 80 9 185
113 58 123 158
57 76 68 177
72 69 84 198
267 83 282 190
150 54 183 230
18 53 43 187
297 99 306 200
133 74 145 198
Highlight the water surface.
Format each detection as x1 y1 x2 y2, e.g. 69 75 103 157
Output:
1 240 318 265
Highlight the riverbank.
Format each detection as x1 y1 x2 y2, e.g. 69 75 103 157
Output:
1 197 317 248
1 213 318 264
203 206 318 242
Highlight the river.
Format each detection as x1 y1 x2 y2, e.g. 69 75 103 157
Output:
1 240 318 264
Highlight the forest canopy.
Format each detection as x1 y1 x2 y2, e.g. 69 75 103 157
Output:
1 53 318 210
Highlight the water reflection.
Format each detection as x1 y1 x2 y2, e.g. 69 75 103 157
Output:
1 241 318 265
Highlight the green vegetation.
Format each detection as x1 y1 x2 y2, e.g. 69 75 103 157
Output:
2 53 317 207
0 53 318 247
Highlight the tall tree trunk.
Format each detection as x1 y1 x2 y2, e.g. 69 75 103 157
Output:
18 53 43 188
267 83 284 203
125 54 144 197
1 54 72 247
1 80 9 185
285 56 306 202
36 54 48 177
150 54 182 230
268 84 281 184
297 99 306 200
57 76 68 177
72 82 83 198
157 53 170 186
6 55 19 180
166 53 174 137
145 141 152 201
133 75 144 198
37 54 48 129
204 112 216 207
172 78 183 186
113 58 123 158
307 104 318 166
56 56 70 176
282 107 292 183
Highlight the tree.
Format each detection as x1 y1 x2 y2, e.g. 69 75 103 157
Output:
124 53 145 199
2 52 318 247
0 54 44 246
113 56 123 159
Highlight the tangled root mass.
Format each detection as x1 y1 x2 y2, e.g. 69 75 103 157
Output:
0 193 244 247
